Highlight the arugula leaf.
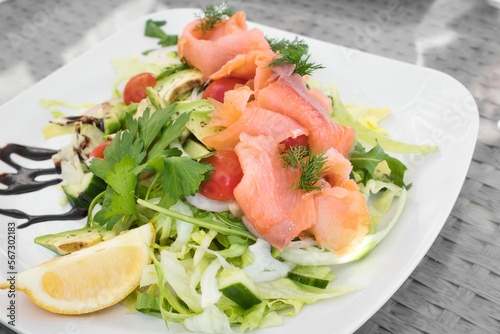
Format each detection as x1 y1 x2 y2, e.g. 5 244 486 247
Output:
163 156 213 200
350 142 409 188
144 19 178 47
156 63 190 81
139 199 256 240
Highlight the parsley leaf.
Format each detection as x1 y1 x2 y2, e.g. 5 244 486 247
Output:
163 156 213 200
89 102 214 231
103 131 146 167
144 19 178 47
138 105 177 149
96 153 144 222
350 142 409 188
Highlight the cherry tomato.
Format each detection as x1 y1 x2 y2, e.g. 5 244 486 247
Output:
280 135 309 152
200 150 243 201
202 77 247 103
89 141 111 160
123 72 157 105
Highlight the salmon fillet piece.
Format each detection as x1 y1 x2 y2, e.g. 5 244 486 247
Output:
203 86 308 151
258 80 356 156
207 86 253 127
178 12 272 81
311 179 371 257
234 134 316 251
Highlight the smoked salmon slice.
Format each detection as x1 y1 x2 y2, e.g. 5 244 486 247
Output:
310 179 371 257
255 64 357 156
321 148 353 187
178 12 272 81
233 134 316 251
203 86 308 151
207 86 253 127
204 104 308 151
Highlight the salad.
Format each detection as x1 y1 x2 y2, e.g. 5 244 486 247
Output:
1 3 437 333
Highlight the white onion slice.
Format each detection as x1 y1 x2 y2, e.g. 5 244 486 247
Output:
244 238 292 283
241 216 263 239
185 193 237 212
147 46 182 68
83 97 123 116
83 103 102 116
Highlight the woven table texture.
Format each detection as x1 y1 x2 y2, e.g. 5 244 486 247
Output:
1 0 499 333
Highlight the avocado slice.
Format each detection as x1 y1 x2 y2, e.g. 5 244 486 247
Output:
155 69 204 103
35 226 115 255
146 87 166 109
172 100 224 147
183 138 210 157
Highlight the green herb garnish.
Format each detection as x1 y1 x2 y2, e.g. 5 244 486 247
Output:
144 19 178 47
89 104 213 230
350 142 410 188
282 145 329 193
267 37 325 76
194 2 234 39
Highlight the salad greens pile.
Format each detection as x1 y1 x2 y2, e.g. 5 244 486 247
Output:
38 4 437 333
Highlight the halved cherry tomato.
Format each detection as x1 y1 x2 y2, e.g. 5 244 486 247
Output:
123 72 157 105
200 150 243 201
202 77 247 103
280 135 309 152
89 141 111 160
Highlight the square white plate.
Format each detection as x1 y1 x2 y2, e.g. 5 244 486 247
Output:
0 8 478 334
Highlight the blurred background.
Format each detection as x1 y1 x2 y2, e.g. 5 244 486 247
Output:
1 0 499 333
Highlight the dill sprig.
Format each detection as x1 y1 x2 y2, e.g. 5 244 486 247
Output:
282 146 329 193
194 2 234 39
267 37 325 76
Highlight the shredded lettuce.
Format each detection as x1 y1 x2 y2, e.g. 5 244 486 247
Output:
184 305 234 334
40 99 96 118
328 83 438 154
345 104 390 135
255 278 360 304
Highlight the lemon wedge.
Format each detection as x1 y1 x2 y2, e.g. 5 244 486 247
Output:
0 223 155 314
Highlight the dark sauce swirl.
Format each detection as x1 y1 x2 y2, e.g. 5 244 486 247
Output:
0 143 88 229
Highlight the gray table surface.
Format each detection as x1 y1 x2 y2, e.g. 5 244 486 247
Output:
1 0 499 333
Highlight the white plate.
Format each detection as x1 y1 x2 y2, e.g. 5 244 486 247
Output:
0 8 478 334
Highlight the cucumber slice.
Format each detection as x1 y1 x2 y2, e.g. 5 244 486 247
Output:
286 272 330 289
62 172 106 209
218 268 261 309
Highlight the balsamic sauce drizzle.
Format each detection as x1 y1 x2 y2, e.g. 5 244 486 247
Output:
0 143 88 229
0 206 88 229
0 144 61 194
